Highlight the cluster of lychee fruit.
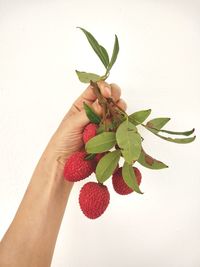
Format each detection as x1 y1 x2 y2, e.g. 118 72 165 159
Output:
64 123 142 219
62 27 196 220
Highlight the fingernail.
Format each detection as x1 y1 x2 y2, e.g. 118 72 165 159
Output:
104 86 111 97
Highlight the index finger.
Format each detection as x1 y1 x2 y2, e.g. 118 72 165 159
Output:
69 84 97 113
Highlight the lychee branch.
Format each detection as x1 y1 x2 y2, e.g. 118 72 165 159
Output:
90 81 128 131
90 81 109 130
62 27 196 220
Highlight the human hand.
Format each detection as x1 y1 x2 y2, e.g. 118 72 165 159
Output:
46 81 127 165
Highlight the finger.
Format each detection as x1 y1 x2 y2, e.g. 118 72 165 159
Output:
69 109 90 129
66 98 94 119
72 100 102 128
116 98 127 111
69 84 97 113
92 98 127 116
110 83 121 102
69 82 122 115
78 84 97 102
91 99 102 115
97 80 112 98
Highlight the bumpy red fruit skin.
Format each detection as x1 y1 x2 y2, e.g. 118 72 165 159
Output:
64 151 95 182
79 182 110 219
82 123 98 144
112 167 142 195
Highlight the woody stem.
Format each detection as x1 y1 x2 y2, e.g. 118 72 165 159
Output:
90 81 109 130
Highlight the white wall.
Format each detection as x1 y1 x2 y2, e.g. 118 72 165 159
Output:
0 0 200 266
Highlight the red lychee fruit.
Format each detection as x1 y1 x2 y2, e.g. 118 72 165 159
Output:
112 167 142 195
79 181 110 219
82 123 98 144
64 151 96 182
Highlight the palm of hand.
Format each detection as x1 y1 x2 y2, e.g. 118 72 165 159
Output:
48 81 126 165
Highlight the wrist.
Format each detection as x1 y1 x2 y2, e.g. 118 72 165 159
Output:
32 143 74 193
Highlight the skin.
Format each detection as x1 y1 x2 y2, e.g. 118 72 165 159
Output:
0 81 127 267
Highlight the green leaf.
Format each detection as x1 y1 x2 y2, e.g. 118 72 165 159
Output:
85 132 116 153
116 120 142 163
145 117 195 137
77 27 109 68
146 127 196 144
154 128 195 136
128 109 151 125
75 70 101 83
122 162 143 194
99 45 109 67
107 34 119 72
146 117 170 130
83 102 101 124
137 148 168 169
96 150 121 183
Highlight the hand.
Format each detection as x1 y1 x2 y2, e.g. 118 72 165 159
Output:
0 81 127 267
47 81 127 165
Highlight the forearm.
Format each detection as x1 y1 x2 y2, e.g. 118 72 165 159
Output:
0 144 73 267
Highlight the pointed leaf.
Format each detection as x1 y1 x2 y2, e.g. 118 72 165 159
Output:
86 132 116 153
137 148 168 169
145 117 195 137
77 27 109 68
96 150 121 183
146 127 196 144
122 162 143 194
116 120 142 163
99 45 109 67
146 117 170 130
155 128 195 136
128 109 151 125
83 102 101 124
107 35 119 72
76 70 101 83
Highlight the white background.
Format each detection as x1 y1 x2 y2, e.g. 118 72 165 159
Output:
0 0 200 266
